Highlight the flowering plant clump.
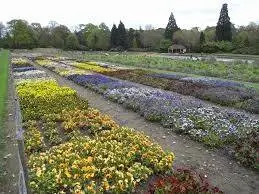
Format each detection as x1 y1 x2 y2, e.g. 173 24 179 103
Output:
23 120 45 154
61 108 119 133
35 58 87 76
67 60 113 73
41 121 63 146
233 130 259 169
28 127 174 193
14 70 50 80
147 168 223 194
16 80 88 120
11 57 31 68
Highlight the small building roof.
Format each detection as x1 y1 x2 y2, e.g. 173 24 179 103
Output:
171 44 186 49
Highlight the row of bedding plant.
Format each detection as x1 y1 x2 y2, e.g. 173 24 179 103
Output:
79 53 259 83
13 57 222 193
101 69 259 114
51 57 258 114
34 57 259 170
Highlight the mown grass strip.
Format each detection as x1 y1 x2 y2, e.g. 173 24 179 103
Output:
0 50 9 181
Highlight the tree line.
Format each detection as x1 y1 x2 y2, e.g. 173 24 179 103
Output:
0 3 258 54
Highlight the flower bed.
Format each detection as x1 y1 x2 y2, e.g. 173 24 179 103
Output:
13 66 37 72
35 59 87 76
17 80 88 120
147 168 223 194
14 70 50 80
65 60 112 73
180 77 244 88
102 69 258 113
28 128 174 193
11 57 32 68
59 71 258 168
34 58 259 168
15 68 177 193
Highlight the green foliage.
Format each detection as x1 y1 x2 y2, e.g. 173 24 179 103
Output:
82 23 110 50
141 29 164 51
38 27 51 48
51 25 71 49
233 31 249 49
200 32 205 44
204 26 216 42
0 50 9 182
216 3 232 41
201 41 233 53
164 12 179 40
159 39 172 52
7 19 36 48
0 50 9 125
173 28 201 52
117 21 129 49
65 33 79 50
110 24 118 48
84 53 259 83
128 28 135 48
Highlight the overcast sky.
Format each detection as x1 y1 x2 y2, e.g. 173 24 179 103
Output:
1 0 259 30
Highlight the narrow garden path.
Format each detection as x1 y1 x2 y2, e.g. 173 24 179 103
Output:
0 69 20 194
40 66 259 194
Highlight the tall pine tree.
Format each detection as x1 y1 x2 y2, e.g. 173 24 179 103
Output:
164 12 179 40
110 24 118 48
216 3 232 41
200 32 205 44
117 21 128 49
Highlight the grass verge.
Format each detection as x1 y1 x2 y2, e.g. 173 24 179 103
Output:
0 49 9 182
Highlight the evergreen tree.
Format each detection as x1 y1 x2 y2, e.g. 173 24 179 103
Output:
164 12 179 40
128 28 135 48
135 31 143 48
110 24 118 48
200 32 205 44
117 21 128 49
216 3 232 41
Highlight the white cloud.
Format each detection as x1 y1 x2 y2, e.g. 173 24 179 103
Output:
1 0 258 30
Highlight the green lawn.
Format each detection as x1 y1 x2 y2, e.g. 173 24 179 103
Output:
0 49 9 181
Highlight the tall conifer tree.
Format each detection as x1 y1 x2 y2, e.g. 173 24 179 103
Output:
164 12 179 40
216 3 232 41
117 21 128 49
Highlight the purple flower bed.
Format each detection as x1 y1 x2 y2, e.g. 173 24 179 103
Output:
150 73 186 80
180 77 244 88
67 74 135 91
13 66 36 72
66 73 258 146
67 74 117 87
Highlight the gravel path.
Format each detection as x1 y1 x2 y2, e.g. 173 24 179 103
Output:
38 65 259 194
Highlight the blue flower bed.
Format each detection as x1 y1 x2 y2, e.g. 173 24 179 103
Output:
13 66 36 72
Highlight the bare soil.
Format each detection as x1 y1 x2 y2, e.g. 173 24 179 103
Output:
39 66 259 194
